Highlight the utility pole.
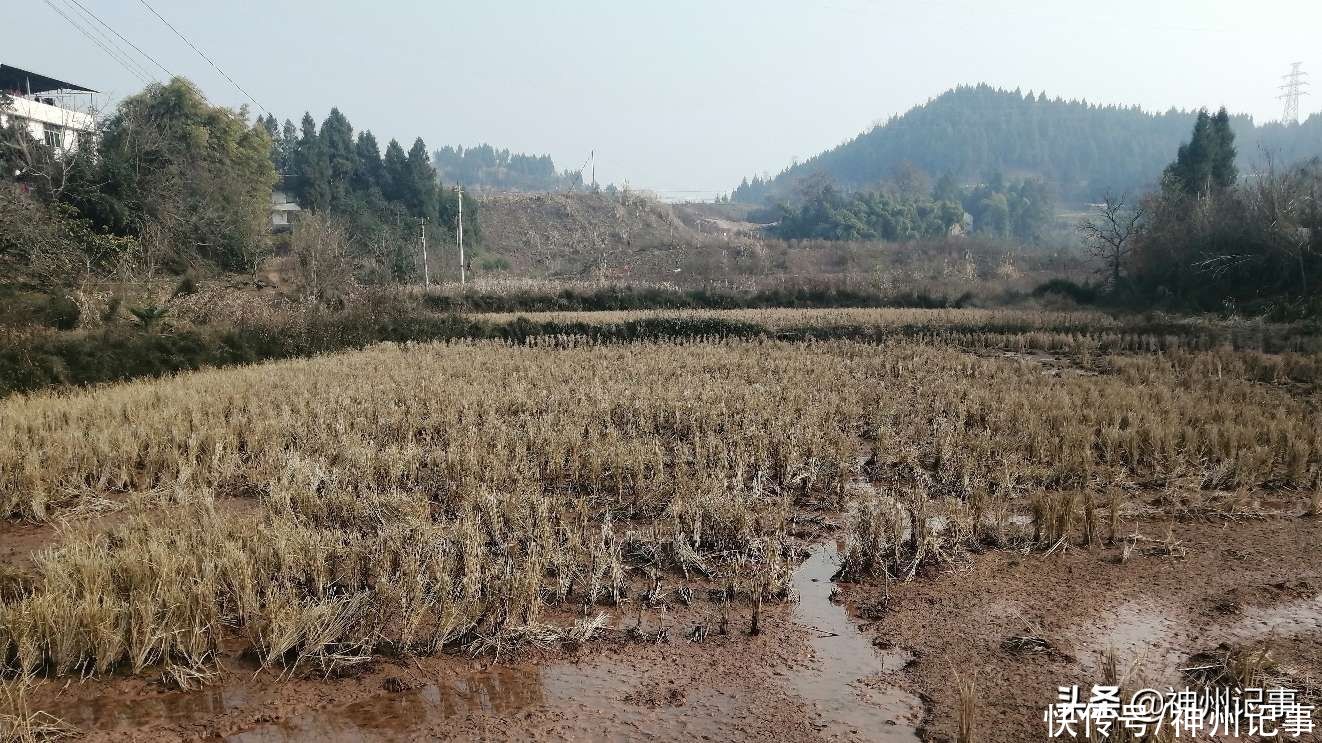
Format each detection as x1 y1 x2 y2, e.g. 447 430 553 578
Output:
457 186 465 287
1279 62 1309 124
420 218 429 290
590 149 596 190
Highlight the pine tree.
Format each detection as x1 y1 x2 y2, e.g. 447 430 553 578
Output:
353 131 384 194
295 113 331 210
278 120 298 175
1210 107 1238 190
319 108 357 211
404 137 437 219
382 139 408 204
1164 108 1238 195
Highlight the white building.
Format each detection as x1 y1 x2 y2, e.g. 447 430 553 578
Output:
0 64 97 155
270 176 303 233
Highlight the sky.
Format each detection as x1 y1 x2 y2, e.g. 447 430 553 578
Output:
10 0 1321 200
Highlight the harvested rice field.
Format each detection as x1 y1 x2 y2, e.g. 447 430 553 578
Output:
2 309 1320 741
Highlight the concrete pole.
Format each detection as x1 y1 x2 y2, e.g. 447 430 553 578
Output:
457 186 465 287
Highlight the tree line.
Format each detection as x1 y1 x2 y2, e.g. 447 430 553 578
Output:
433 144 584 192
257 107 476 284
734 84 1322 205
1 77 483 296
1079 108 1321 315
772 172 1053 244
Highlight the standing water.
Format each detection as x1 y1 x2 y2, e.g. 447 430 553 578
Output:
789 543 922 741
49 544 923 741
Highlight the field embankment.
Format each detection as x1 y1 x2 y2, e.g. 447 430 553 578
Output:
5 295 1322 398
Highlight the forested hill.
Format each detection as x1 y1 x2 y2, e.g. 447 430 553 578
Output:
733 84 1322 204
433 144 584 192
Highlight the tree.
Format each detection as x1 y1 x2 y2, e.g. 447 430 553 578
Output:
95 78 276 272
319 108 357 210
892 161 930 199
973 192 1009 237
1078 193 1145 290
353 131 384 194
382 139 407 204
932 172 961 203
403 137 437 218
289 212 354 300
277 119 298 174
1163 108 1237 195
295 113 330 210
1209 107 1238 189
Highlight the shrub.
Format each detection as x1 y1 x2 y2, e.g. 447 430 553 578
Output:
0 292 81 330
1031 279 1102 305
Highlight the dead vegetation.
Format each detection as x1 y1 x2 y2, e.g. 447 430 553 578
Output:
0 676 76 742
0 316 1318 731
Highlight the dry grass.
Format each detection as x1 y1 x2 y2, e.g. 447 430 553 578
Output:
1183 641 1283 690
0 676 76 742
0 321 1317 691
956 672 977 743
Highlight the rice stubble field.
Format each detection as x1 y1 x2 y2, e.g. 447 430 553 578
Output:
1 308 1319 741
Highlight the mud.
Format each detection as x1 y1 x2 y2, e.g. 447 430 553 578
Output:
788 544 920 741
847 516 1322 742
34 540 922 742
22 517 1322 741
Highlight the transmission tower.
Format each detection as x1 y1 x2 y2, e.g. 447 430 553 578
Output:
1278 62 1309 124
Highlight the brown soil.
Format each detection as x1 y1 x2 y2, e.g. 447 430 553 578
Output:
849 515 1322 743
18 515 1322 741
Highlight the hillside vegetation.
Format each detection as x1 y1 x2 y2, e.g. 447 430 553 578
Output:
734 85 1322 204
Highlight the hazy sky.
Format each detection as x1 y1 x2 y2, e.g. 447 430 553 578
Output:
11 0 1320 199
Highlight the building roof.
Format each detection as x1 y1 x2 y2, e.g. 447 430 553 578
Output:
0 64 98 94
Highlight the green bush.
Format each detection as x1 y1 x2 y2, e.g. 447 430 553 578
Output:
0 292 81 330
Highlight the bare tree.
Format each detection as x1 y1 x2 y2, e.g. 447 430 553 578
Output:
1078 193 1145 290
290 213 355 300
1243 153 1319 295
0 95 100 203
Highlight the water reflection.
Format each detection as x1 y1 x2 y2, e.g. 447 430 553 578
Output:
789 543 921 741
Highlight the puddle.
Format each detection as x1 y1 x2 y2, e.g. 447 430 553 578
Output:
1074 599 1189 685
788 543 922 741
58 684 252 731
50 545 923 741
226 662 750 742
1225 595 1322 642
227 667 551 742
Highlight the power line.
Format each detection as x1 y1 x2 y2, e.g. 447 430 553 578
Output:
135 0 269 116
59 0 156 82
65 0 175 81
42 0 150 85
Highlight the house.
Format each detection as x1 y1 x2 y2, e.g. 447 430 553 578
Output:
0 64 96 155
270 175 303 233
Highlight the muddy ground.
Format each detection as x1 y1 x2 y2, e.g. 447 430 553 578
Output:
15 510 1320 742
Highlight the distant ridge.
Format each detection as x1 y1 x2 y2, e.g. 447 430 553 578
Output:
733 84 1322 204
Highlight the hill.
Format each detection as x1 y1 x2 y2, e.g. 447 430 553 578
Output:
733 84 1322 204
474 191 707 279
